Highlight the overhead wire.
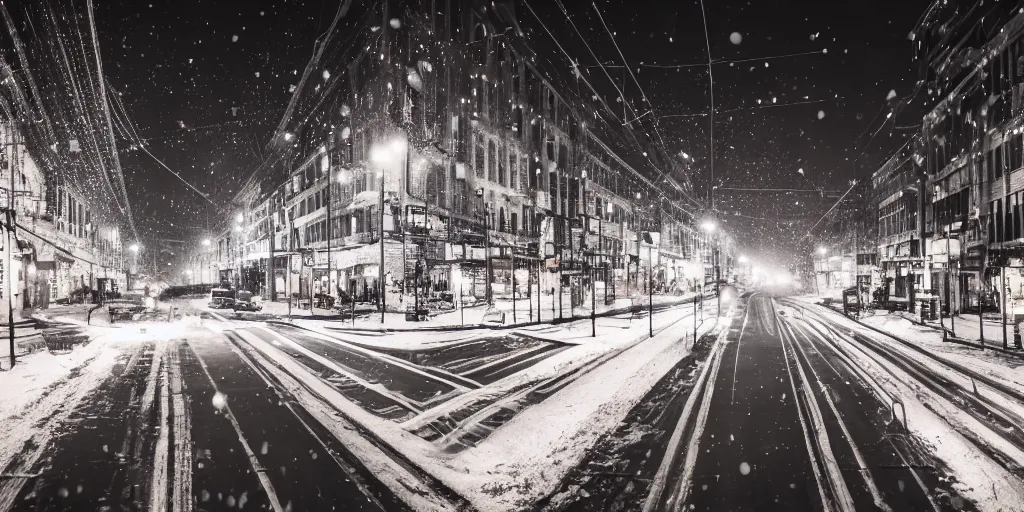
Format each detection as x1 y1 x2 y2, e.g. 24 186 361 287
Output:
532 0 702 210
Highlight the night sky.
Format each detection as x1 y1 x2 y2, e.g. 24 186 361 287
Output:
92 0 928 266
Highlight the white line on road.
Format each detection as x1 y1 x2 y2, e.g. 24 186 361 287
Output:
785 317 941 512
221 333 388 510
149 343 170 512
247 326 427 413
188 343 286 512
775 301 855 512
782 319 890 511
642 312 733 512
169 344 193 512
730 294 755 404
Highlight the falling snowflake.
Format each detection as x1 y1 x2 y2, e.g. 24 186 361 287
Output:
729 32 743 45
231 35 238 42
212 392 228 411
322 69 331 80
255 72 260 78
817 110 825 119
886 89 897 101
389 18 401 29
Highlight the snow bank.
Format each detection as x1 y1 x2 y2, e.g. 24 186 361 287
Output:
859 313 1024 390
0 335 122 471
451 312 728 511
793 306 1024 510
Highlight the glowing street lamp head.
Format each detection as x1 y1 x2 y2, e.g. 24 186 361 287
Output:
738 255 749 263
283 132 294 142
817 246 827 255
701 220 716 233
202 238 211 247
370 145 388 165
129 243 140 253
235 212 244 223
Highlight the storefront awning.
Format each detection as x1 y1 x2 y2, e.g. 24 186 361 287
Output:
345 190 378 212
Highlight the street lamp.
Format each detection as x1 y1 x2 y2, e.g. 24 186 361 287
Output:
370 137 408 323
202 238 211 247
701 220 721 315
817 246 827 255
129 243 140 253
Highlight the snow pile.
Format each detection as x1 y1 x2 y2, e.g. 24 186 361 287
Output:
0 336 122 471
230 298 724 511
858 313 1024 391
795 306 1024 510
452 312 729 510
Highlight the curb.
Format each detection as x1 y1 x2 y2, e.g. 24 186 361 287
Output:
265 295 707 334
786 299 1024 360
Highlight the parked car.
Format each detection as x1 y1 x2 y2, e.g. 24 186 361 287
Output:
208 288 235 309
107 293 148 323
232 291 262 312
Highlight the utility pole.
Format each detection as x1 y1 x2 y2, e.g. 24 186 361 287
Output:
6 122 18 368
325 151 332 310
379 166 385 324
267 199 275 301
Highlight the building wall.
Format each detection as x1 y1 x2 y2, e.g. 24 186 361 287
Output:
0 122 131 311
181 1 729 310
913 1 1024 316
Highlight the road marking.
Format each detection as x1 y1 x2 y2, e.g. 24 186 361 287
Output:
730 294 756 405
220 332 389 511
149 343 170 512
248 326 426 413
169 344 192 512
642 316 731 512
784 315 941 512
783 319 891 512
188 343 286 512
775 302 855 512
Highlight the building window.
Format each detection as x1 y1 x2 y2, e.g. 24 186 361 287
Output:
474 132 485 178
510 152 518 191
488 139 497 183
497 145 507 186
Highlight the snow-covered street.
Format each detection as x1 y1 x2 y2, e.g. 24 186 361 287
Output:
2 291 1023 511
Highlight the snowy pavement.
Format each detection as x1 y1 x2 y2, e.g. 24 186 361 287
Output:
780 298 1024 511
198 293 727 511
211 291 702 331
6 290 1019 511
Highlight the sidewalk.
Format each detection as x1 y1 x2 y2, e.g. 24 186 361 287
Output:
795 294 1023 350
218 291 704 331
796 298 1024 391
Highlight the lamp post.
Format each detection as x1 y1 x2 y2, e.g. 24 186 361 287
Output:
702 220 719 316
370 138 406 323
599 204 605 311
321 147 332 312
475 188 491 306
379 166 385 323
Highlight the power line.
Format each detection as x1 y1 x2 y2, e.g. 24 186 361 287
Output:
803 179 860 238
718 187 844 194
659 98 835 119
697 0 715 209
